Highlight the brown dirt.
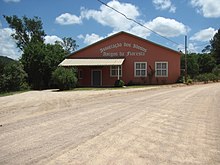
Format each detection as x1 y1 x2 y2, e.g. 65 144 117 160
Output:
0 83 220 165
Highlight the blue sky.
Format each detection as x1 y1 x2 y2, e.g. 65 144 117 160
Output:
0 0 219 59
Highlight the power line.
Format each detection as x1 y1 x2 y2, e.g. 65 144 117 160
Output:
195 42 209 47
178 42 209 49
96 0 181 46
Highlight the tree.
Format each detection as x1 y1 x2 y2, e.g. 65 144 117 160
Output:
4 15 69 89
210 28 220 64
202 45 211 53
180 53 217 80
21 41 45 89
3 15 45 51
0 62 27 92
198 54 216 74
21 42 66 89
4 15 46 89
56 37 78 54
52 67 77 90
212 65 220 79
42 43 66 87
186 53 199 78
181 53 199 78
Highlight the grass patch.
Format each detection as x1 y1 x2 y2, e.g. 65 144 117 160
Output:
71 85 158 91
125 85 156 89
0 90 29 97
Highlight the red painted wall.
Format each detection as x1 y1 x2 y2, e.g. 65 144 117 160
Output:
68 32 180 86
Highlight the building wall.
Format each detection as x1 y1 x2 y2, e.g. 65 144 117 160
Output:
69 32 180 86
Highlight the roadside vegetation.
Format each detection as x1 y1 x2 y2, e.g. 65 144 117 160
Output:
52 67 77 91
180 29 220 84
114 79 125 87
0 56 28 94
1 15 78 93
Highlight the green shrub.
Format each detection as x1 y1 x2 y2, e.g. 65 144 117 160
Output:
187 79 193 84
195 74 209 83
212 66 220 76
176 76 184 83
212 66 220 81
114 79 125 87
52 67 77 90
20 82 30 90
194 73 220 83
0 62 28 93
207 73 216 82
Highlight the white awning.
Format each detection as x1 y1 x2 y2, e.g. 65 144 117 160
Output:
59 58 125 66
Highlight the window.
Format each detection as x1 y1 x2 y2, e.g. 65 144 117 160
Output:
110 65 122 77
155 62 168 77
134 62 147 77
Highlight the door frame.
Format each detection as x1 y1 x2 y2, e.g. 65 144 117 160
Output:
91 69 102 86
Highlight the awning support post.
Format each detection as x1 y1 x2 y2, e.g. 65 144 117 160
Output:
117 65 120 80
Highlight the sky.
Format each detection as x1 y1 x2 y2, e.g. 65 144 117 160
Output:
0 0 220 59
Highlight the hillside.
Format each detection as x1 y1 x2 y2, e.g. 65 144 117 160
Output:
0 56 17 65
0 56 17 74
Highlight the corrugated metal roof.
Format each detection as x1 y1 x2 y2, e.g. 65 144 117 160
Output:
59 58 125 66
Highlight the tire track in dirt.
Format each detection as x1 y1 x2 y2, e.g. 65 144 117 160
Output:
0 83 220 164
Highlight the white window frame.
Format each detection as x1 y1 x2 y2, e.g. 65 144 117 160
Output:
155 62 168 77
134 62 147 77
110 65 122 77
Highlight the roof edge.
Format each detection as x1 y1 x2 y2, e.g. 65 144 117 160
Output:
67 31 181 58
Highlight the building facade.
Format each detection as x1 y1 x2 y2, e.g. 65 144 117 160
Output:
59 31 181 86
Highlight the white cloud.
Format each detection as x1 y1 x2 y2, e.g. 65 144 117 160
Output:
177 42 199 53
146 17 189 37
44 35 63 44
55 13 82 25
3 0 20 2
77 34 84 40
80 0 140 31
188 43 199 53
190 0 220 18
55 1 188 41
129 24 151 38
80 1 187 39
78 16 189 45
0 27 21 59
152 0 176 13
190 27 217 42
78 33 104 45
63 1 188 46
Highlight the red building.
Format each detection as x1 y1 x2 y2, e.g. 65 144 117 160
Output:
59 31 181 86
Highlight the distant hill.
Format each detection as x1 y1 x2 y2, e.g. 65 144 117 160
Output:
0 56 18 74
0 56 16 65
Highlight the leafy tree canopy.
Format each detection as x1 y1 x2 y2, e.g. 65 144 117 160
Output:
56 37 79 54
4 15 78 90
210 28 220 64
198 53 216 74
181 53 199 78
3 15 46 51
21 42 66 89
181 53 217 80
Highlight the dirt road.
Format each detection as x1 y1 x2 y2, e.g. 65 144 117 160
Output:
0 83 220 165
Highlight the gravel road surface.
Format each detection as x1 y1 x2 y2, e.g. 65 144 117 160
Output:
0 83 220 165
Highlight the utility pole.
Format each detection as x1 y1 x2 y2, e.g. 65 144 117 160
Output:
185 35 188 83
